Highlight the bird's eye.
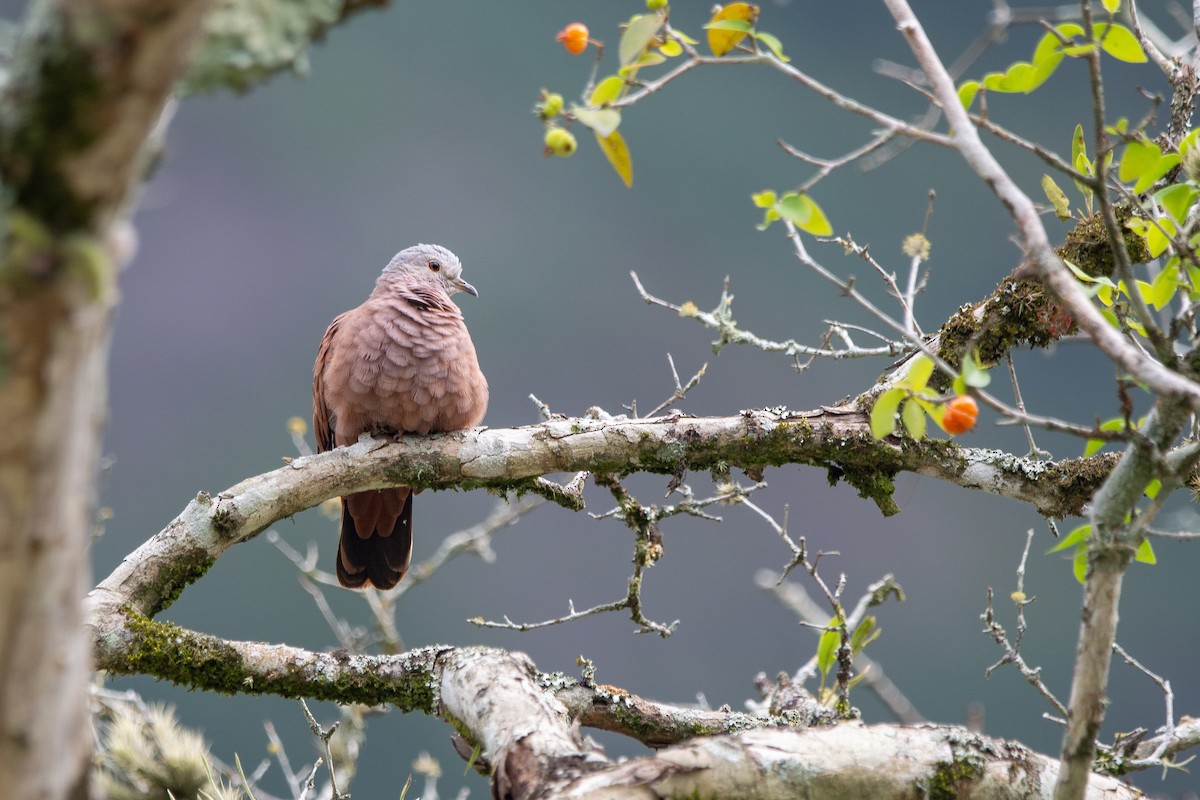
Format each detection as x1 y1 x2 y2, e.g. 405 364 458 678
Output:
428 260 441 272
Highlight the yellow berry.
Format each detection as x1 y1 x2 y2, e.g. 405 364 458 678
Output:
544 127 577 158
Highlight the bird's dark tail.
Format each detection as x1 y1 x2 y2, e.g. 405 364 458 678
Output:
336 488 413 589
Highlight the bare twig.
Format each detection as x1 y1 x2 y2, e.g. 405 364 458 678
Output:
1112 641 1177 768
299 699 345 800
1006 354 1051 459
756 570 922 724
631 271 910 363
638 353 708 418
980 530 1068 717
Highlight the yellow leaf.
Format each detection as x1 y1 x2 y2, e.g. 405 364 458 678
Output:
590 75 625 107
596 129 633 188
706 3 758 57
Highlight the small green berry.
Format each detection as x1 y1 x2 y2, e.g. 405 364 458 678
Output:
544 127 577 158
538 92 564 118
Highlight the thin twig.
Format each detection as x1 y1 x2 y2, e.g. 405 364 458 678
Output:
1007 354 1051 459
1113 641 1176 767
980 530 1068 717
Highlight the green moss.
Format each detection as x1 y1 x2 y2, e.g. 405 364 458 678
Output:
209 502 240 536
120 611 254 696
830 464 899 516
937 278 1068 384
925 753 985 800
934 206 1150 385
1057 205 1150 279
116 609 440 711
142 551 215 617
0 11 104 231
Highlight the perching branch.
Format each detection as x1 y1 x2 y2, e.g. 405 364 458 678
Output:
87 410 1121 625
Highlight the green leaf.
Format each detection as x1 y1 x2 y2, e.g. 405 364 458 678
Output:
982 62 1043 93
1119 139 1161 183
1156 183 1198 225
1072 125 1092 200
1188 263 1200 300
906 353 935 392
756 207 779 231
628 51 666 69
901 397 926 439
1083 417 1127 457
1148 263 1179 310
816 622 839 680
1063 42 1098 57
1056 23 1086 41
590 76 625 107
1032 31 1068 71
1071 124 1087 167
1139 155 1180 194
1094 22 1146 63
1135 537 1157 564
571 106 621 137
1048 523 1091 553
1144 478 1162 499
849 616 876 654
1126 216 1175 259
960 351 991 388
1180 129 1200 161
1073 545 1088 584
753 30 789 62
1106 117 1129 136
1101 0 1121 12
870 388 907 439
658 38 683 57
776 193 833 236
751 190 777 208
619 13 664 68
1042 174 1072 220
1144 216 1177 258
958 80 980 111
1032 36 1067 67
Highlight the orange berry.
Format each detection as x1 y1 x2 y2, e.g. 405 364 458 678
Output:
556 22 590 55
941 395 978 436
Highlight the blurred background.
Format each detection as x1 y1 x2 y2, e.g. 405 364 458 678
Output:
61 0 1200 796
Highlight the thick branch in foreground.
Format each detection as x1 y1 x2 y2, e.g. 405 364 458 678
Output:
87 614 1141 800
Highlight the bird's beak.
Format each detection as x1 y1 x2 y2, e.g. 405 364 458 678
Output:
452 277 478 297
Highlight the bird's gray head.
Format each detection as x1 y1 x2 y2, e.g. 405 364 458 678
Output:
377 243 478 298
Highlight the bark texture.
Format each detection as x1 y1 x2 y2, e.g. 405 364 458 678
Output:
0 0 213 796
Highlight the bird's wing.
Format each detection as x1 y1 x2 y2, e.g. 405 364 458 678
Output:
312 311 348 454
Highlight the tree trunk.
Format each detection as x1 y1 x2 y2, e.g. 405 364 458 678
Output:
0 277 116 800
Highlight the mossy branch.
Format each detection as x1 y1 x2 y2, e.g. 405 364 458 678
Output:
87 409 1119 632
182 0 389 94
86 613 1146 799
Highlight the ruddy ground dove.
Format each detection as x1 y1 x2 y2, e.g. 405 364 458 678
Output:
312 244 488 589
